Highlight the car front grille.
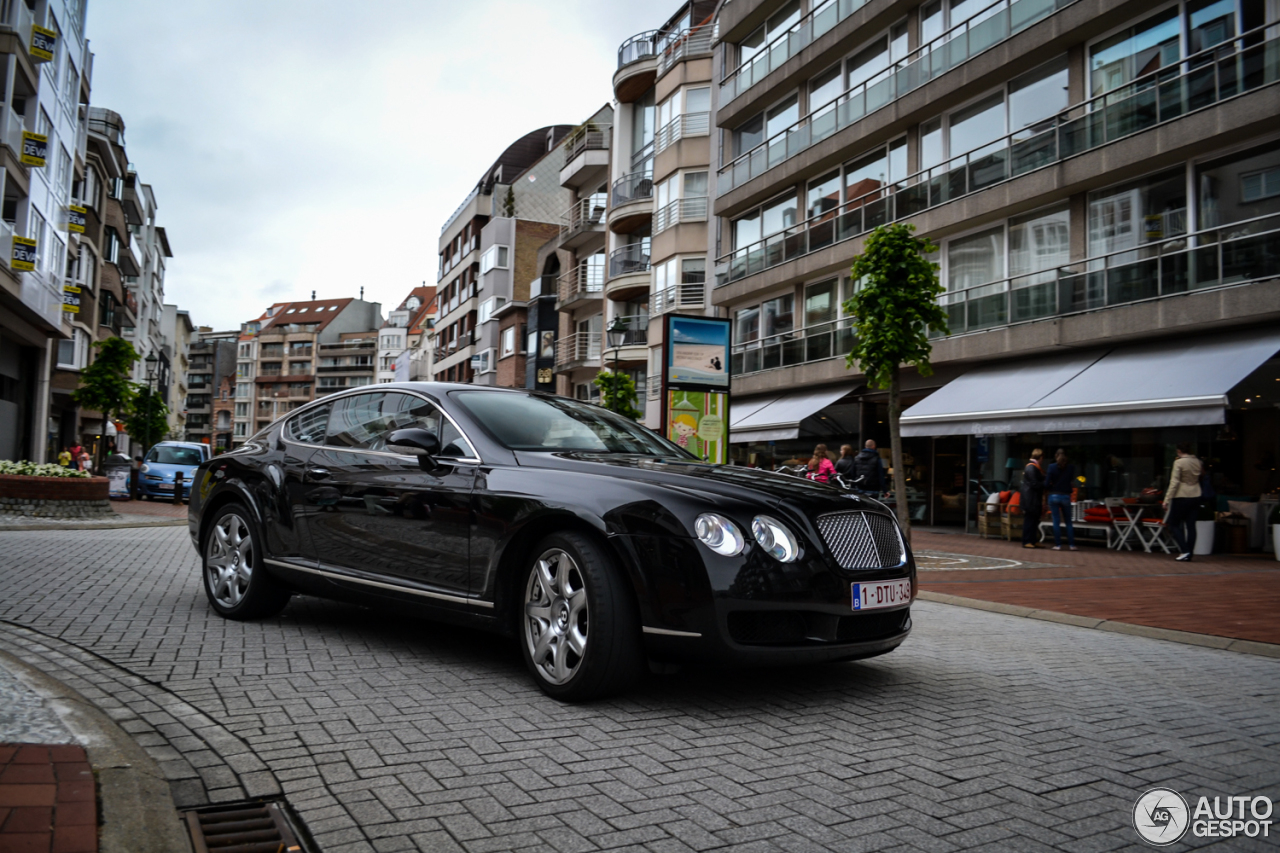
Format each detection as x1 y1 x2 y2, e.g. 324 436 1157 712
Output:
727 609 909 646
815 511 905 570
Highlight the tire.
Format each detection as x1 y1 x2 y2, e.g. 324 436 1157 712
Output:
202 503 290 620
518 531 643 702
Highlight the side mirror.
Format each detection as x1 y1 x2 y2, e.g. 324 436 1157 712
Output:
386 428 441 470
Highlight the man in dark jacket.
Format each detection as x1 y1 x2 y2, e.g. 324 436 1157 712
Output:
851 440 884 493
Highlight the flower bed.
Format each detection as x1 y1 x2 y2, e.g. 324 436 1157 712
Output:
0 460 90 478
0 472 112 518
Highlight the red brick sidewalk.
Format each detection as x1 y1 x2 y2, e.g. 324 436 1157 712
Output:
108 499 186 519
0 744 97 852
913 531 1280 644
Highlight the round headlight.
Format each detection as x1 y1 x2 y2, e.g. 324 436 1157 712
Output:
694 513 744 556
751 515 802 562
139 464 150 473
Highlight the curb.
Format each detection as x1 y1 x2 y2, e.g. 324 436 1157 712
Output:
916 591 1280 658
0 647 193 853
0 518 185 531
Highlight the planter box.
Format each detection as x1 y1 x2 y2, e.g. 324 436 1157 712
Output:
0 474 113 518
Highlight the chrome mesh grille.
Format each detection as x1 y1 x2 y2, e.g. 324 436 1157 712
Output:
816 512 904 569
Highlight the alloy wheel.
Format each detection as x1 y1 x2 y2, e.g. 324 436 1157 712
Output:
523 548 589 685
206 513 254 609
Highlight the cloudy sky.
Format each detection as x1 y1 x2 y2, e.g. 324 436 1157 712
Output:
84 0 657 331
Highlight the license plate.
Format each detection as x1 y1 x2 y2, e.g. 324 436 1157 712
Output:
156 483 174 491
852 579 911 611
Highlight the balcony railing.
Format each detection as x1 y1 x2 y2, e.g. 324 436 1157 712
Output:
618 30 660 68
654 197 708 234
609 242 651 278
647 375 662 401
611 171 653 208
559 194 608 242
655 112 709 156
733 318 858 377
606 315 649 348
652 282 706 314
1 107 23 160
558 262 605 303
555 332 602 368
563 126 611 167
719 28 1280 286
656 25 714 76
0 0 34 57
719 0 1077 193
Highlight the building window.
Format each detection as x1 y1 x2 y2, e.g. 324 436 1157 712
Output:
500 327 516 357
735 0 801 69
1199 140 1280 226
57 328 88 369
480 245 509 274
1088 170 1186 259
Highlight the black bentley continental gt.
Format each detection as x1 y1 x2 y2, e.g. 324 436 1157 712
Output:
189 383 915 701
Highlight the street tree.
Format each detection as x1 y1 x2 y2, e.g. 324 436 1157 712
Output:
843 223 948 541
72 337 139 470
593 370 642 420
124 385 170 459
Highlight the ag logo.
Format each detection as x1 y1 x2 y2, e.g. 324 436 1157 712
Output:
1134 788 1190 845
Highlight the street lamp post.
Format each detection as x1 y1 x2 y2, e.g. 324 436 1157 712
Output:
605 317 627 414
144 352 159 460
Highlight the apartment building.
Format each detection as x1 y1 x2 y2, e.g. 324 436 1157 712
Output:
432 125 574 386
376 285 434 383
160 303 193 439
711 0 1280 524
0 0 92 461
211 374 233 452
251 298 382 433
186 329 236 446
405 292 438 381
317 331 377 396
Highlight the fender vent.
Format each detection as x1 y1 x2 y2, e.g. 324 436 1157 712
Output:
182 801 308 853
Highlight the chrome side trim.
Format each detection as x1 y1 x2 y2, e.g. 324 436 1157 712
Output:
264 558 495 609
642 626 702 638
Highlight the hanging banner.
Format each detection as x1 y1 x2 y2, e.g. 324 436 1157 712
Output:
68 205 86 233
666 389 728 464
30 25 57 62
11 235 37 271
21 131 47 167
62 283 80 313
665 315 730 390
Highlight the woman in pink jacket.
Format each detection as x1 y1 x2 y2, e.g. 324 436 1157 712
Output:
806 444 835 484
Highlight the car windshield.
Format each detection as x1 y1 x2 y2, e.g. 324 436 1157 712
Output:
146 446 204 466
453 391 689 456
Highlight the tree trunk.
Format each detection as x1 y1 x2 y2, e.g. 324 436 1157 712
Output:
888 364 911 544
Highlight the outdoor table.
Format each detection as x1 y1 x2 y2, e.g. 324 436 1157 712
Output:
1112 504 1148 551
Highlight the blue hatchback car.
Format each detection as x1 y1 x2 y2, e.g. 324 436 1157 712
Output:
139 441 209 501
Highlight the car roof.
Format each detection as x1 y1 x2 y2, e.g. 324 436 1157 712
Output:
154 441 207 448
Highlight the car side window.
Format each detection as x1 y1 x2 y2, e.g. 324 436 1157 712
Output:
325 392 468 455
439 420 476 458
285 404 331 444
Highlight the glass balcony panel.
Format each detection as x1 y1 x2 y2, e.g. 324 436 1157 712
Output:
1159 252 1190 294
945 298 966 333
782 338 805 366
811 103 838 143
863 197 890 231
750 147 766 180
768 137 787 169
1221 231 1278 284
763 234 785 268
1186 63 1218 110
787 124 810 158
1157 77 1184 122
809 218 836 251
866 75 894 113
968 7 1009 54
896 181 929 217
1106 258 1159 305
814 0 839 37
1010 129 1056 175
805 331 833 362
1011 0 1055 32
1010 278 1057 322
762 343 782 370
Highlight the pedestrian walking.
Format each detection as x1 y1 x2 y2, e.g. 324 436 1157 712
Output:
1045 449 1077 551
58 447 72 467
1164 442 1203 562
806 444 835 484
1020 449 1046 548
76 450 93 473
851 440 884 494
836 445 856 477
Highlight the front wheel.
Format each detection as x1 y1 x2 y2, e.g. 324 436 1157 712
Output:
519 532 642 702
202 504 290 620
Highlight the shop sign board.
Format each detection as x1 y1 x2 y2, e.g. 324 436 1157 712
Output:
30 25 57 62
21 131 47 167
11 235 36 271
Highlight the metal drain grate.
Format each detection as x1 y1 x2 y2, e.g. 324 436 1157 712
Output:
182 801 305 853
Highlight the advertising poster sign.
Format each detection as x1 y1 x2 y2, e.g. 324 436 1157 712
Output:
666 315 730 390
21 131 47 167
666 390 728 464
106 466 131 498
30 25 57 62
62 284 80 313
11 236 36 271
68 205 86 233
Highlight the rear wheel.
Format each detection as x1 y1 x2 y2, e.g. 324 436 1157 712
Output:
519 532 642 702
202 504 290 620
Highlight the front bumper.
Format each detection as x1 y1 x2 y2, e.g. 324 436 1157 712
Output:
139 481 191 499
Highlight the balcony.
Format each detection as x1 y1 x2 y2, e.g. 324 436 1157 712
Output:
654 112 709 157
0 0 34 56
653 282 706 314
557 262 604 310
603 315 649 366
719 29 1280 286
561 125 611 191
0 107 23 163
554 332 602 370
733 318 858 377
559 194 608 250
615 30 659 102
719 0 1078 195
609 171 653 233
655 25 714 78
654 197 708 235
606 243 651 300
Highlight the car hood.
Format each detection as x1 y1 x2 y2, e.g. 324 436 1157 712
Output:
144 462 200 477
513 452 891 518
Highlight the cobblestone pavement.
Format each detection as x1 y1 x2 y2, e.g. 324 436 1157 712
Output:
1 527 1278 853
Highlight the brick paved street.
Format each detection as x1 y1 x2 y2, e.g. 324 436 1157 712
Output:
0 527 1277 852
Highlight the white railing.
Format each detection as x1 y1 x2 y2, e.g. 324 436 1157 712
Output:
652 282 706 314
559 194 608 241
1 106 24 160
657 26 715 76
654 197 708 234
0 0 34 55
554 332 602 368
647 375 662 400
655 112 710 155
557 261 605 303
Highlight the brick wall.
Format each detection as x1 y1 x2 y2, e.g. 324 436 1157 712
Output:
0 475 113 518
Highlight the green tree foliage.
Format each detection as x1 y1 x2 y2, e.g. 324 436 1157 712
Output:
72 337 138 469
593 370 642 420
843 224 948 540
502 185 516 218
124 385 170 457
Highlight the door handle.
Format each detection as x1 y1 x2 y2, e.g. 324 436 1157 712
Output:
306 467 331 481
